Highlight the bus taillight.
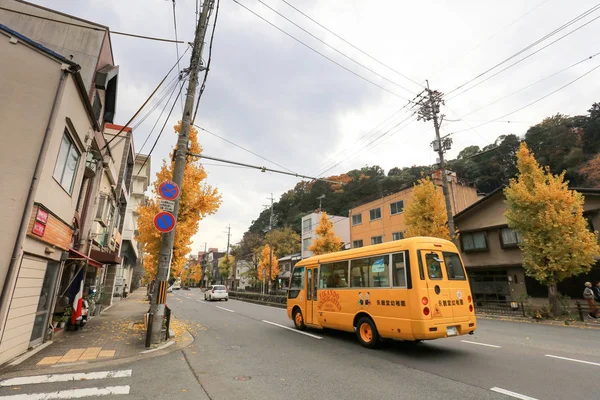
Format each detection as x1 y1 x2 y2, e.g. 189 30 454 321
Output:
469 304 474 312
468 295 472 303
421 297 429 305
423 307 430 316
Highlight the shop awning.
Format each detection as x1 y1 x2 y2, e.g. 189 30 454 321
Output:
68 249 102 268
90 249 122 265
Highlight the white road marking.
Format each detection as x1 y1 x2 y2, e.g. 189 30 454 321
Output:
262 320 323 339
1 370 131 387
215 306 235 313
229 299 283 310
0 386 130 399
460 340 501 348
490 387 537 400
545 354 600 367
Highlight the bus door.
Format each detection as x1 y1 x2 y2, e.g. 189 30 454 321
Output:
421 250 454 320
305 266 319 325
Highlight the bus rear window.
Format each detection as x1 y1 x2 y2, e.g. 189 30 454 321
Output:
443 252 466 280
425 252 443 280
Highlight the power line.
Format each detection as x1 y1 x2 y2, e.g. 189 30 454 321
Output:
257 0 416 95
193 0 221 124
172 0 184 113
187 153 348 185
0 6 188 43
103 46 190 150
448 61 600 137
430 0 551 80
445 3 600 97
278 0 424 90
193 124 297 173
457 50 600 118
136 82 186 175
232 0 411 101
447 13 600 102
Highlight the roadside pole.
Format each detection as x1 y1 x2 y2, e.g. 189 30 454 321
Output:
149 0 214 344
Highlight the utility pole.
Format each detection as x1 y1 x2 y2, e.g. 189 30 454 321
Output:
267 193 274 294
148 0 214 344
415 81 456 239
224 224 232 289
317 194 325 211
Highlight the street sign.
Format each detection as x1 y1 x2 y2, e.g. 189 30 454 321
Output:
159 200 175 212
158 181 180 201
154 211 176 233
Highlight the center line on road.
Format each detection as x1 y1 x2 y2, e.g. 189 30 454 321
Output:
262 320 323 339
490 387 538 400
215 306 235 313
0 370 131 387
0 385 130 399
545 354 600 367
460 340 500 348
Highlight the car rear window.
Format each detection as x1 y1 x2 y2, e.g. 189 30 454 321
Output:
215 285 226 290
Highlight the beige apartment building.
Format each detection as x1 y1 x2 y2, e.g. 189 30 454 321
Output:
349 170 480 248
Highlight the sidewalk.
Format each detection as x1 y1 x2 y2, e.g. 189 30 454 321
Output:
478 313 600 329
1 289 192 375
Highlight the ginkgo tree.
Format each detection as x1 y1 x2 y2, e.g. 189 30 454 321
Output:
218 255 235 284
137 122 221 280
257 244 279 282
404 176 451 240
505 143 600 316
309 212 342 255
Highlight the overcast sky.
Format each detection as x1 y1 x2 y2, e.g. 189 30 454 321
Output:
30 0 600 254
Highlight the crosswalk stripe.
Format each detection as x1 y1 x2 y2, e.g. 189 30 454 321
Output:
0 370 132 387
0 385 130 399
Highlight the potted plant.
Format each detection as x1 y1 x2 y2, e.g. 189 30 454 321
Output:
60 307 72 329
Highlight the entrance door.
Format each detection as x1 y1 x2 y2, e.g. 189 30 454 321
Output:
305 267 318 325
30 262 59 346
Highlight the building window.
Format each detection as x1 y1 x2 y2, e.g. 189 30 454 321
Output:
302 219 312 232
371 236 383 245
352 214 362 226
392 232 404 241
461 231 488 252
353 240 363 248
53 131 80 194
303 238 311 251
390 200 404 215
369 208 381 221
500 227 523 248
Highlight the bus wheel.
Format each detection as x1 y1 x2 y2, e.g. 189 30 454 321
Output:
356 317 379 349
293 309 306 331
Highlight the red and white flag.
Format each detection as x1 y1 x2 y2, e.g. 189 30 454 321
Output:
70 268 85 324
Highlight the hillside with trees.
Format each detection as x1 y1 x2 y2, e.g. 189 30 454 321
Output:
234 102 600 261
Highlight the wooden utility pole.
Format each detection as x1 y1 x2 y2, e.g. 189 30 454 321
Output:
148 0 214 344
267 193 274 294
415 81 456 238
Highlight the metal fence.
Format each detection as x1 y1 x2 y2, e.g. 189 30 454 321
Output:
228 291 287 308
473 300 527 317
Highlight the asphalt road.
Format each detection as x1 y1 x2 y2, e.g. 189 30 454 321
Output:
2 288 598 400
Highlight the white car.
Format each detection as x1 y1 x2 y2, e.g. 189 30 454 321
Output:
171 281 181 290
204 285 228 301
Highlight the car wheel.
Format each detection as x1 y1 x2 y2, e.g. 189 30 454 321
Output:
293 309 306 331
356 317 379 349
225 298 228 301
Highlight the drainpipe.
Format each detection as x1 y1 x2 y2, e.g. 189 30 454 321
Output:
0 69 69 341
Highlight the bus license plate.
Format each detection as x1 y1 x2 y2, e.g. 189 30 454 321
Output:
446 326 458 336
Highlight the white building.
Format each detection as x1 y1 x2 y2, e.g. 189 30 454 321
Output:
301 212 351 259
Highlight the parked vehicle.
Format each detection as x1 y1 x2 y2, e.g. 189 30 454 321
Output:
204 285 228 301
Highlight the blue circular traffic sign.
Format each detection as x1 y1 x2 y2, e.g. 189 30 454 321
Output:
158 181 180 201
154 211 176 233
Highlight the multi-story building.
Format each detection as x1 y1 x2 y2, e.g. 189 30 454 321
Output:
277 253 301 289
349 170 479 248
0 24 100 364
301 213 350 259
234 260 252 290
454 187 600 303
200 248 225 286
125 154 151 290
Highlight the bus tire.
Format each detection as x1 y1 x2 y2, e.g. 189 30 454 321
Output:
356 317 379 349
293 308 306 331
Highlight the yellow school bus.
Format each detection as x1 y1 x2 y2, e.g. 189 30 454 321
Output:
287 237 476 348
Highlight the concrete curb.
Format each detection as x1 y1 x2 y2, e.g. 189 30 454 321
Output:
477 314 600 329
228 296 286 309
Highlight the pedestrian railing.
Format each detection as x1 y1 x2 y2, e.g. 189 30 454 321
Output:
473 300 527 317
228 291 287 308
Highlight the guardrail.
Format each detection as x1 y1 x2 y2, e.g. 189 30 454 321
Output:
228 291 287 308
